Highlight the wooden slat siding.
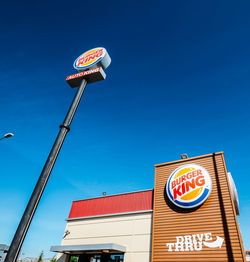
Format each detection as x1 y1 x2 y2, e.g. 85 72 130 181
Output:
151 152 246 262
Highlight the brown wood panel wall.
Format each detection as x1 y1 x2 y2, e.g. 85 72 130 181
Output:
151 152 246 262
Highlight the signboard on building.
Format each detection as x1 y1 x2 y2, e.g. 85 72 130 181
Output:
166 164 212 209
152 152 246 262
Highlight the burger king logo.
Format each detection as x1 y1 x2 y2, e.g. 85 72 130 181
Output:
166 164 212 208
73 47 106 71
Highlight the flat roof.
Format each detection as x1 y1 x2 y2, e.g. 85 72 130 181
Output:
50 244 126 254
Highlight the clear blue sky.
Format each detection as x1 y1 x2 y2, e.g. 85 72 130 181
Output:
1 0 250 258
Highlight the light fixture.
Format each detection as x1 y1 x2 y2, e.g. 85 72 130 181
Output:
181 154 188 159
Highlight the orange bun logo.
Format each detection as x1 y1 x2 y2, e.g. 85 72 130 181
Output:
166 164 212 208
74 48 106 71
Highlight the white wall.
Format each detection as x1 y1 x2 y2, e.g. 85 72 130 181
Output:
60 212 152 262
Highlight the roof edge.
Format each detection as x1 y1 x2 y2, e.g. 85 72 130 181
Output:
50 243 126 253
67 209 153 221
72 188 153 203
155 152 224 167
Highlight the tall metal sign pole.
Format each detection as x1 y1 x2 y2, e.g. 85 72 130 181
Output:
5 47 111 262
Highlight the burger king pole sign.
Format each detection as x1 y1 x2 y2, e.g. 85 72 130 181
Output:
166 164 212 208
4 47 111 262
66 47 111 88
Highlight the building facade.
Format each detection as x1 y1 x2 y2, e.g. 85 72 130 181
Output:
52 190 153 262
51 152 246 262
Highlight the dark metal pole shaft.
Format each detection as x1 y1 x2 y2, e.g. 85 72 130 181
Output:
5 79 87 262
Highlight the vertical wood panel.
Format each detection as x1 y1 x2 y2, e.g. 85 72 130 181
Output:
151 152 246 262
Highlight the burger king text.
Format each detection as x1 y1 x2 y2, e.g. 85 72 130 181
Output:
166 164 212 208
171 169 205 200
76 49 103 67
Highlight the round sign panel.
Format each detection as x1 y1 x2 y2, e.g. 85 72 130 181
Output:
166 164 212 209
73 47 111 72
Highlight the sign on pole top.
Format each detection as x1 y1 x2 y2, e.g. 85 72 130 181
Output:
73 47 111 72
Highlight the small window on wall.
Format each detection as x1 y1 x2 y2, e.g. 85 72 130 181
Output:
110 254 124 262
69 256 79 262
69 255 101 262
103 254 124 262
68 254 124 262
89 255 101 262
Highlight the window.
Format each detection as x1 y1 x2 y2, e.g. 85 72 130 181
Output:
68 253 124 262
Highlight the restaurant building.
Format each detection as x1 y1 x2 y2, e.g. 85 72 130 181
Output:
0 245 8 262
51 152 246 262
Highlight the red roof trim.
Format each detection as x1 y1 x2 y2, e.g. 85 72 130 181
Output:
68 189 153 219
72 189 153 203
